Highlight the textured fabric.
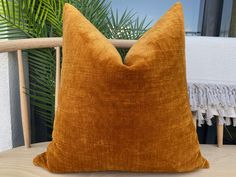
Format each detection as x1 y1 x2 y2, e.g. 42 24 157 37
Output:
33 3 209 173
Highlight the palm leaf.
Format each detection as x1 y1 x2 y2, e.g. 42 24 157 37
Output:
0 0 49 38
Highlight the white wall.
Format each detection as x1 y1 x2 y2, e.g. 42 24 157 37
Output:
0 52 23 152
0 53 12 151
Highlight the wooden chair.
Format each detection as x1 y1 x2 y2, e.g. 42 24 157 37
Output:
0 38 235 177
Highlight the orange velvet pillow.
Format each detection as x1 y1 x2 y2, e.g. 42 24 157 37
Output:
33 3 209 173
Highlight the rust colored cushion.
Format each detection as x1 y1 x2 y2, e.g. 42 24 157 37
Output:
33 3 209 173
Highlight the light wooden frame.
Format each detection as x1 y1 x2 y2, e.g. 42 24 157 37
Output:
0 37 224 148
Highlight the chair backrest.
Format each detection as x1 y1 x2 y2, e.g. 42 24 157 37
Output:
0 38 223 148
0 38 136 148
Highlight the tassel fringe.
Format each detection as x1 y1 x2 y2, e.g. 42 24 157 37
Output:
188 83 236 127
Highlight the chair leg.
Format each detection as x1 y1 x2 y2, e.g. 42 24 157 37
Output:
217 117 224 147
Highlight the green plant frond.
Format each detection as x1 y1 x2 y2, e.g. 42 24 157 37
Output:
28 48 57 121
30 82 53 94
34 112 53 124
40 0 63 36
28 59 52 70
106 9 151 40
29 94 53 105
0 0 49 38
31 101 54 112
28 48 54 59
35 109 53 118
26 85 55 99
73 0 111 32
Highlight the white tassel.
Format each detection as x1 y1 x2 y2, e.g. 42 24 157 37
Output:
206 109 213 126
233 118 236 127
225 117 231 126
206 119 213 126
196 110 205 127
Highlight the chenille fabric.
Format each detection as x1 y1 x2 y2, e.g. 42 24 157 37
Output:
33 3 209 173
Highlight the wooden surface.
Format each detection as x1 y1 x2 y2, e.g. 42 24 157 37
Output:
0 142 235 177
0 38 136 52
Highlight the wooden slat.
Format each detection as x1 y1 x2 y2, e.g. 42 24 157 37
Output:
17 50 31 148
0 38 136 53
55 47 61 110
0 38 62 52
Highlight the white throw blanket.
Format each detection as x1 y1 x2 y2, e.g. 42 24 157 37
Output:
186 37 236 126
